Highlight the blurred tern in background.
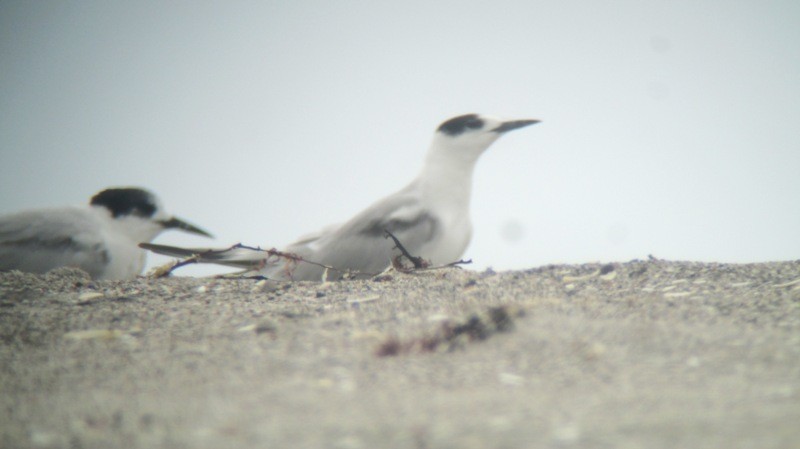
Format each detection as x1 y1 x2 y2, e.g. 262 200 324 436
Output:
142 114 538 281
0 187 212 279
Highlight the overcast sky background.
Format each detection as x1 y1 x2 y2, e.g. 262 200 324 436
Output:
1 1 798 277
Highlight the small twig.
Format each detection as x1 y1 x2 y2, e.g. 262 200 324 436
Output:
157 255 201 277
164 243 375 280
170 256 200 271
401 258 473 273
383 229 429 269
443 259 473 268
231 243 354 278
157 238 470 280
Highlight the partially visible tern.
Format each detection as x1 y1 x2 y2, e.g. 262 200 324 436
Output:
0 187 212 279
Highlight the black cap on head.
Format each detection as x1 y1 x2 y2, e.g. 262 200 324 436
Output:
90 188 157 218
437 114 485 136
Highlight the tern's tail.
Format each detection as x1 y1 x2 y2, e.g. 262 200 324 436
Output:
139 242 270 270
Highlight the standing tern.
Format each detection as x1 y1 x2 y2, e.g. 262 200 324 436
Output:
0 187 212 280
142 114 539 281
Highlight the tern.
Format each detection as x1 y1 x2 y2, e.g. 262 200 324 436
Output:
142 114 539 281
0 187 212 280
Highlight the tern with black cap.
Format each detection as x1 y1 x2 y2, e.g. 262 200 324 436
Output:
0 187 212 279
143 114 539 281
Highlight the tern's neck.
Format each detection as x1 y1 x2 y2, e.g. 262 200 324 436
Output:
93 207 163 243
416 142 483 207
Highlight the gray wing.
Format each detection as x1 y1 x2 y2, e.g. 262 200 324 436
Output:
0 208 109 277
277 188 440 280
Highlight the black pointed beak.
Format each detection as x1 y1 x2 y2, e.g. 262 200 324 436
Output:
159 217 213 238
492 119 540 133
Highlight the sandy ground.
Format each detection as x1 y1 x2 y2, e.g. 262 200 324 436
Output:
1 259 799 449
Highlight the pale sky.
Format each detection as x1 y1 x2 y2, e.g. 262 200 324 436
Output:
1 0 799 276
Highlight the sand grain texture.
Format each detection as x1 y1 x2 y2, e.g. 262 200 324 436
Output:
1 260 799 448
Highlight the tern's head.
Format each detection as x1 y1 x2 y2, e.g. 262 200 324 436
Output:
430 114 540 163
90 187 212 243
